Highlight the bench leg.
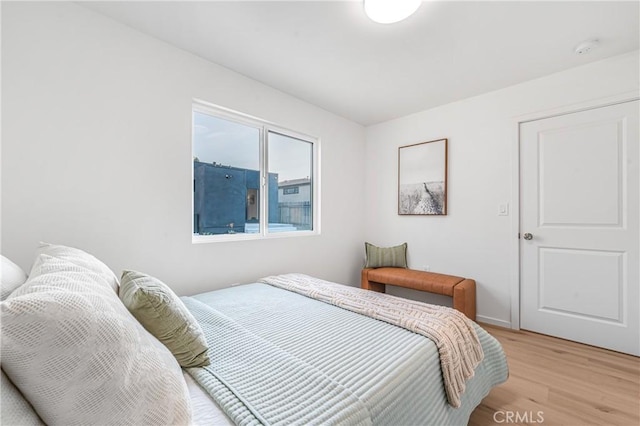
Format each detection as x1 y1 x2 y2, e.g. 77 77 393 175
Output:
453 279 476 321
361 268 386 293
364 281 386 293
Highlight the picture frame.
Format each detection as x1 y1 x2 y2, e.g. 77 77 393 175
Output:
398 138 448 215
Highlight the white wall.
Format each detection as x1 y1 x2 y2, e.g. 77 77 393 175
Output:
365 51 639 327
3 3 638 321
1 2 366 294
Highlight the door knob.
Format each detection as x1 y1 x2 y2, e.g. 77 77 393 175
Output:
523 233 533 240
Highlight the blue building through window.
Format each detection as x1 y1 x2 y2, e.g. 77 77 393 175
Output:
192 102 317 240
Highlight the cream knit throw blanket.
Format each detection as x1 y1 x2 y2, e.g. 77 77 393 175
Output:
259 273 484 408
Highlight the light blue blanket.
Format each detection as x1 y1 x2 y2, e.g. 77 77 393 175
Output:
184 283 508 426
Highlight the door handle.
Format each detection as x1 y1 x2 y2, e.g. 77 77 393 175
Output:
523 233 533 240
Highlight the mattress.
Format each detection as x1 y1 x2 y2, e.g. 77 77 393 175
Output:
183 372 233 426
183 282 508 425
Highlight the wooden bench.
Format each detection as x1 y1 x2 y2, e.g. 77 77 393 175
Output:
361 267 476 321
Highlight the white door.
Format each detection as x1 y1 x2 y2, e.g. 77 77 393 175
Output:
520 100 639 356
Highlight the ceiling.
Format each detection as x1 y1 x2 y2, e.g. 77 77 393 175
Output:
81 1 639 126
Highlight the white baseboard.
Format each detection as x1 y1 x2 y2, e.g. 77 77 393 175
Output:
476 315 512 329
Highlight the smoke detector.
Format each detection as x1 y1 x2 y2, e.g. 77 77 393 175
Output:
575 39 599 55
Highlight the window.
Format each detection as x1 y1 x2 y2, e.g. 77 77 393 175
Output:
192 101 319 242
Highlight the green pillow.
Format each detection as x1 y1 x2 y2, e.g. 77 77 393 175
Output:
364 242 408 268
119 270 210 368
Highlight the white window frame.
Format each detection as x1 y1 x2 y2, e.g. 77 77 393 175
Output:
192 99 321 243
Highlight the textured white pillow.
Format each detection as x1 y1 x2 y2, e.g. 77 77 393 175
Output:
1 255 28 300
10 255 116 300
1 369 44 425
1 254 192 425
35 242 119 293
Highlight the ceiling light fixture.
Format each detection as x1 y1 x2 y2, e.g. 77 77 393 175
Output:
364 0 421 24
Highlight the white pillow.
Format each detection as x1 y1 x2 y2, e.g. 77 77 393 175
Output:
1 254 192 425
10 255 116 300
1 255 28 300
35 242 119 293
1 369 44 425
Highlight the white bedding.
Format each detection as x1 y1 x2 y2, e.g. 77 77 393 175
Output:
183 372 234 426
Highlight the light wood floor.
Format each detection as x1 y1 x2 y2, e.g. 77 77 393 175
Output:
468 324 640 426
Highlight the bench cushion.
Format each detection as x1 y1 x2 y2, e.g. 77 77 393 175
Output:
362 267 476 320
365 268 464 296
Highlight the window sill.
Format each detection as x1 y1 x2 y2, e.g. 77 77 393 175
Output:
192 230 320 244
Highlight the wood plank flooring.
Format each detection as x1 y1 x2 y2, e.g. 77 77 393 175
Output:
469 324 640 426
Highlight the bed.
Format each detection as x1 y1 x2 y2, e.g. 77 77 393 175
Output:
1 244 508 425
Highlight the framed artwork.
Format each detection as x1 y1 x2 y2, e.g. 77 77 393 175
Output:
398 138 448 215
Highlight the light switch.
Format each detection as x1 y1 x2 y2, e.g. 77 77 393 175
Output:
499 203 509 216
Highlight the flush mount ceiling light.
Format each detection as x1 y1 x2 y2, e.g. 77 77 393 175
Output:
364 0 421 24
